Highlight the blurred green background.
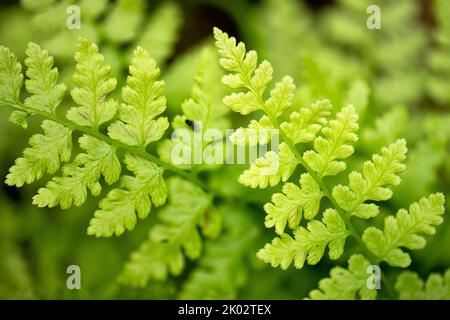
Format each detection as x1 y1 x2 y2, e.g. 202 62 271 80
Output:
0 0 449 299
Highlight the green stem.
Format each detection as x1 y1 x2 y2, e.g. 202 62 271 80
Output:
2 99 214 195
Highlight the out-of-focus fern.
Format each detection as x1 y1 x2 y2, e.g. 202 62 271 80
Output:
118 177 217 287
0 196 34 299
134 2 182 65
322 0 426 108
427 0 450 106
214 27 446 300
158 46 230 171
255 0 314 81
102 0 143 44
18 0 182 77
396 269 450 299
179 204 259 299
309 254 376 300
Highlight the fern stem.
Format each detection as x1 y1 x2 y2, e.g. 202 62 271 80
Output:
2 99 215 195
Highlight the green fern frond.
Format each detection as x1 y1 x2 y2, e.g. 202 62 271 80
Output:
135 2 182 64
363 193 445 267
6 120 72 187
264 173 324 234
4 43 70 187
332 139 407 219
23 42 66 114
0 39 199 240
102 0 144 44
87 154 166 237
257 209 350 269
118 177 211 287
303 104 359 178
67 39 118 128
33 135 121 209
396 269 450 300
179 205 258 299
0 45 23 104
214 27 446 300
238 142 298 188
309 254 377 300
280 99 332 145
108 46 168 147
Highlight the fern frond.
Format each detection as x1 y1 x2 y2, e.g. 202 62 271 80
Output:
102 0 144 44
1 39 185 238
33 135 121 209
118 177 211 287
303 104 359 177
214 27 274 116
4 43 71 187
280 99 332 144
230 115 273 146
6 120 72 187
238 142 298 188
87 154 166 237
396 269 450 300
179 205 258 299
108 46 168 147
67 39 118 128
214 27 447 300
264 173 324 234
309 254 377 300
0 45 23 104
257 209 350 269
135 2 182 64
23 42 66 114
363 193 445 267
332 139 407 219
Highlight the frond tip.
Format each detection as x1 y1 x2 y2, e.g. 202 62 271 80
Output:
363 193 445 267
309 254 377 300
333 139 408 219
67 38 118 128
257 209 350 269
396 269 450 300
108 46 168 147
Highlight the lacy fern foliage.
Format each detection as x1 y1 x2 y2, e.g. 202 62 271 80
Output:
1 40 170 237
213 27 446 299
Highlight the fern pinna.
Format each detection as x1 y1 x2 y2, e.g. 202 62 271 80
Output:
0 27 447 299
213 27 446 299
